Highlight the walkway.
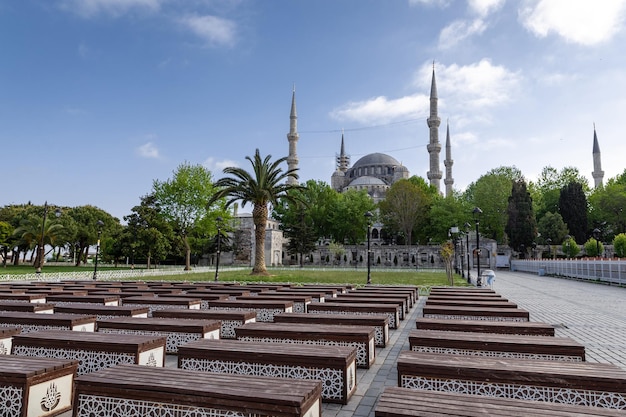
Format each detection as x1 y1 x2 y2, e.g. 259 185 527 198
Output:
324 270 626 417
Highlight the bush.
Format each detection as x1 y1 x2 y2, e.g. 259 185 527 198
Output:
561 237 580 258
613 233 626 258
583 238 604 257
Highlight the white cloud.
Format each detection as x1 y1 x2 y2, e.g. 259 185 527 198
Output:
178 14 236 47
519 0 626 46
469 0 505 17
438 18 487 49
433 59 522 108
136 142 160 159
59 0 163 18
204 157 239 173
330 94 429 124
408 0 451 7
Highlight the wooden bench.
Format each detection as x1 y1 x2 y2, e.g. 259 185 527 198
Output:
425 299 518 308
0 293 47 303
236 294 312 313
0 301 55 314
207 299 294 322
427 294 509 302
0 326 20 355
430 286 496 293
53 304 150 321
348 288 414 308
397 351 626 409
355 285 418 303
152 309 257 338
422 305 530 321
121 296 201 316
271 290 327 302
157 292 228 309
0 311 97 332
178 339 357 404
274 312 389 347
236 322 376 368
46 294 121 306
11 330 166 375
408 329 586 361
308 302 400 329
376 386 626 417
333 295 407 318
0 355 79 417
97 317 221 353
415 317 555 336
73 364 322 417
276 287 337 299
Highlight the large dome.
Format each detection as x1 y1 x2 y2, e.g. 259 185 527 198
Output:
352 153 401 168
348 176 387 187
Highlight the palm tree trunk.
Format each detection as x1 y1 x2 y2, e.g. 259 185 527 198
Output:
252 203 268 275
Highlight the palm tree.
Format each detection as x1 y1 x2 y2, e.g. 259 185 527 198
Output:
209 149 304 275
14 214 64 270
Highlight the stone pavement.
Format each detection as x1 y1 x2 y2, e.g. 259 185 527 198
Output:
59 270 626 416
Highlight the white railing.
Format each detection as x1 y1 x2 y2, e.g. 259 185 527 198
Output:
511 259 626 286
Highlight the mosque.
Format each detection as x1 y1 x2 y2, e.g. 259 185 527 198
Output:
287 67 457 200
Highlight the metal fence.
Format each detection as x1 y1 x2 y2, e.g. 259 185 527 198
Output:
511 259 626 286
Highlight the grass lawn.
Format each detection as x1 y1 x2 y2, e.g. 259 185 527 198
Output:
0 265 470 287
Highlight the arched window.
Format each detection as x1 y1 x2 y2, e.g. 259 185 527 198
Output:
372 228 379 239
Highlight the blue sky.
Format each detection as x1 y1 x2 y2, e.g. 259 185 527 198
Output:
2 0 625 221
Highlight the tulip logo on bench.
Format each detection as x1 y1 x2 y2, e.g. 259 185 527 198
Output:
40 382 61 412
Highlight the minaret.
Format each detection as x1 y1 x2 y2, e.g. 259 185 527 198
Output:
336 131 350 173
592 124 604 188
286 87 299 185
426 63 442 192
444 120 454 197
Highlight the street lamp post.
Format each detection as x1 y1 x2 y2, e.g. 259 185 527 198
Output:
449 226 460 274
546 238 552 259
36 202 61 274
593 228 601 258
365 211 373 285
92 220 104 280
215 217 223 282
473 207 482 285
464 222 471 283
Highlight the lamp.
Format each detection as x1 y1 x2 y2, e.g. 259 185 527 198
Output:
593 228 601 258
464 222 471 283
365 211 373 284
472 207 482 284
215 217 223 281
93 220 104 280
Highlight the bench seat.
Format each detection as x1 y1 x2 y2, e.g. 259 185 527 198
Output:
397 351 626 409
236 295 312 313
122 296 201 316
271 290 327 302
97 317 220 353
376 386 626 417
427 294 508 302
236 322 376 368
274 312 389 347
11 330 166 375
0 311 97 332
178 339 357 404
422 305 530 321
0 301 54 314
408 329 585 361
308 302 400 329
0 355 79 417
207 299 294 322
73 364 322 417
157 292 228 308
0 294 47 303
53 303 150 320
152 309 256 338
46 294 121 306
425 299 518 308
416 317 555 336
348 288 414 308
334 295 407 318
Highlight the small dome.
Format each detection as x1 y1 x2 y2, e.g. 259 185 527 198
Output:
348 176 387 187
352 153 401 168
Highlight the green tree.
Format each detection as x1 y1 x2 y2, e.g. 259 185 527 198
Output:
589 180 626 239
153 162 222 270
537 212 569 245
0 221 13 267
67 205 119 266
13 204 65 271
209 149 303 275
426 192 472 244
530 166 589 223
440 241 455 286
559 182 588 244
379 179 428 246
506 179 537 252
613 233 626 258
562 236 580 258
329 189 377 245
